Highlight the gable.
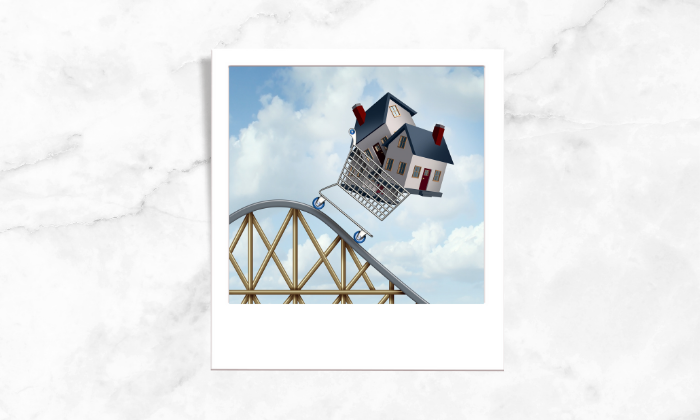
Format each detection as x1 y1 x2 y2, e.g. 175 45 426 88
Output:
353 93 417 143
384 123 454 165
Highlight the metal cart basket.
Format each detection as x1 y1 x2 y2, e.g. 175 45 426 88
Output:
312 145 411 243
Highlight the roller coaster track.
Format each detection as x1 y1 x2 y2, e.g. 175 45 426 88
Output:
229 200 428 304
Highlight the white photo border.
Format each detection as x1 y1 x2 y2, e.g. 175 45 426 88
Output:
212 49 503 370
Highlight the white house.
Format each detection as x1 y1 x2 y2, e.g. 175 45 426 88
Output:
350 93 453 197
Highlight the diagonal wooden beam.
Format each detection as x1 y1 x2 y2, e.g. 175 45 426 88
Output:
229 216 251 304
345 261 371 291
347 247 375 290
251 214 293 290
332 296 341 304
378 295 389 304
283 295 293 304
241 295 261 304
252 209 293 289
229 252 250 290
297 212 342 290
229 216 248 253
298 235 341 290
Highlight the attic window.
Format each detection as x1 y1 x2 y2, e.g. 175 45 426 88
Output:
389 105 400 118
398 136 407 149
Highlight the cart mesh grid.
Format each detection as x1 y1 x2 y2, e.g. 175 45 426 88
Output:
336 146 411 221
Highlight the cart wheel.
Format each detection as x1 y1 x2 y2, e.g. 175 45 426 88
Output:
353 231 367 244
312 197 325 210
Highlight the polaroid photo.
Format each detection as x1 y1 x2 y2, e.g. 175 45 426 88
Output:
211 49 503 370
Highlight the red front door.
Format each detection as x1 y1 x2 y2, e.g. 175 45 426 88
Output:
419 168 431 190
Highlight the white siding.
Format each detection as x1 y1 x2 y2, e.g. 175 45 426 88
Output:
385 99 416 134
383 131 449 193
405 155 448 193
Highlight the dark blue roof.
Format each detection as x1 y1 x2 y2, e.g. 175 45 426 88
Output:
353 93 417 143
384 123 454 165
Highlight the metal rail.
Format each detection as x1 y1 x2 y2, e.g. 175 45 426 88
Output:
229 200 428 304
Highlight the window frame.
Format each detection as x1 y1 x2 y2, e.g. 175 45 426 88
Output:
389 105 400 118
364 149 373 161
385 158 394 171
397 161 407 176
433 170 441 182
411 165 422 178
398 136 407 149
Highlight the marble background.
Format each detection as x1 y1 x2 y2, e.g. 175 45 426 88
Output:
1 0 698 418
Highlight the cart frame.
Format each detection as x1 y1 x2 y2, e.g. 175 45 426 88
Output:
315 145 411 240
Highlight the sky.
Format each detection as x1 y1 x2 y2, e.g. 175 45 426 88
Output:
228 66 485 304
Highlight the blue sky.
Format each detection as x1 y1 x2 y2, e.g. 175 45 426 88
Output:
228 66 484 304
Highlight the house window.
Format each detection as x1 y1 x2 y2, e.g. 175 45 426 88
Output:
381 136 388 146
385 158 394 171
389 105 400 118
411 166 422 178
433 170 441 182
397 162 407 176
398 136 407 149
364 149 372 161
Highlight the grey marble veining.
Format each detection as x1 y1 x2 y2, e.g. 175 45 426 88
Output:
1 0 698 418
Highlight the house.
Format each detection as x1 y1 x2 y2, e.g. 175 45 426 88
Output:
349 93 453 197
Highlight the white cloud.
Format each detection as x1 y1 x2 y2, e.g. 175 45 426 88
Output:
371 67 484 122
393 153 484 225
229 94 342 202
452 154 484 184
369 221 484 280
423 223 484 273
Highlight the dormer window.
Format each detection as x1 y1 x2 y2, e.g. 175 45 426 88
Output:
389 105 400 118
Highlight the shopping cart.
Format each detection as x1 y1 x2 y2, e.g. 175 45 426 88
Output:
312 137 411 244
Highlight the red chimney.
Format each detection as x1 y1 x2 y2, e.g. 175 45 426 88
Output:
433 124 445 146
352 104 366 126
